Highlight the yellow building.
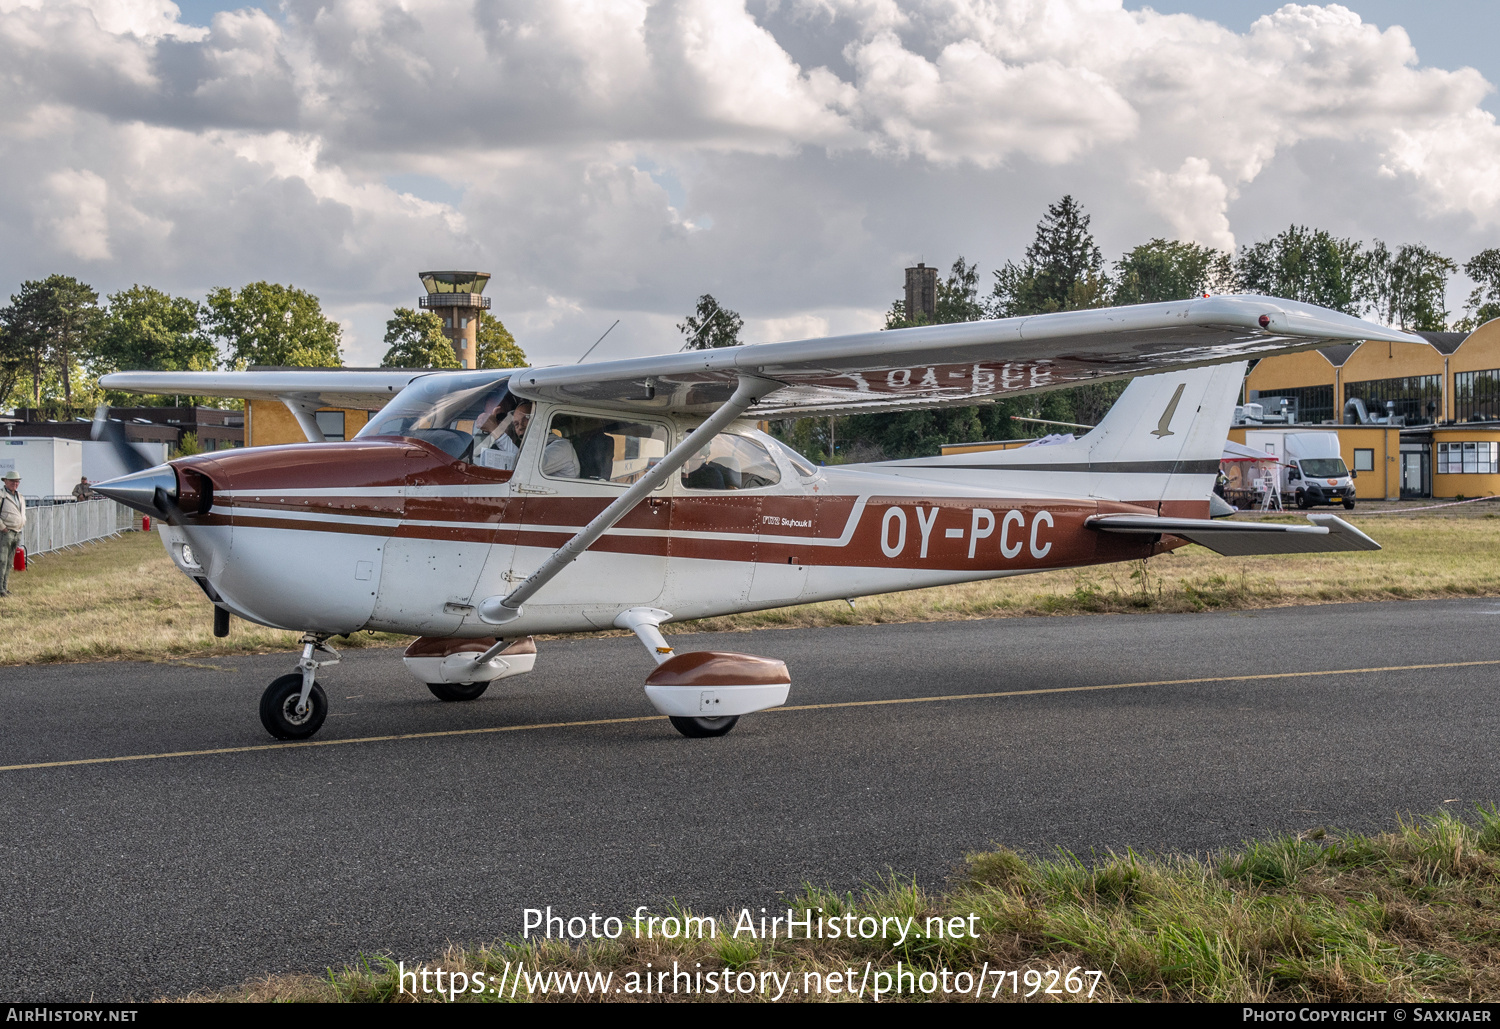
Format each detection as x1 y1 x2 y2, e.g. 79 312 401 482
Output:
244 400 374 447
939 318 1500 501
1245 318 1500 499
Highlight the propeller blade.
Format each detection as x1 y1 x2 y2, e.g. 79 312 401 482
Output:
90 405 154 475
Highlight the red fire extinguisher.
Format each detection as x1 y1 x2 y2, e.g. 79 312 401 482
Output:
142 515 151 531
13 545 24 572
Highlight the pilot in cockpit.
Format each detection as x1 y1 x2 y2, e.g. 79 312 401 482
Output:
471 395 533 472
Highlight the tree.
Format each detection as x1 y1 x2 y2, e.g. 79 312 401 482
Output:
1457 249 1500 332
1236 226 1364 314
1113 239 1235 305
989 196 1109 318
1361 242 1455 331
475 311 527 369
885 257 985 329
380 308 458 368
96 285 217 374
203 282 343 368
0 275 103 406
677 294 744 350
0 321 27 411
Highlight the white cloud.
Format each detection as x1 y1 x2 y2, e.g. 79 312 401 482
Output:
1 0 1498 362
42 169 112 261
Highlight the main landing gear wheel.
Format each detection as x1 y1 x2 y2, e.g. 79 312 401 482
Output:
259 673 328 740
427 681 490 702
668 715 739 738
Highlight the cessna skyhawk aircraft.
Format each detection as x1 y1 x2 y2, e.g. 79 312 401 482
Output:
95 295 1404 742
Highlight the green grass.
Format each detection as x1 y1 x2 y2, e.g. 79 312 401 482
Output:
195 809 1500 1003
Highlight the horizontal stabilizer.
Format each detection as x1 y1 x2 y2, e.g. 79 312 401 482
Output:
1086 512 1381 556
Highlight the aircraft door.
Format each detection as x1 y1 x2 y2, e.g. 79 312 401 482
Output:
508 410 672 627
369 448 515 636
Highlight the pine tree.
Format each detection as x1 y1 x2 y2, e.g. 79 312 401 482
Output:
989 196 1109 317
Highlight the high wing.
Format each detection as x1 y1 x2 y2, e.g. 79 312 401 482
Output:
1087 512 1381 556
510 294 1420 416
100 295 1422 418
98 368 438 410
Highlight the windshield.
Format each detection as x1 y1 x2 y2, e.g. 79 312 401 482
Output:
1300 458 1348 478
356 373 513 460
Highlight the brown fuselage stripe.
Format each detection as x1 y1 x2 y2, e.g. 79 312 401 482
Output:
3 658 1493 774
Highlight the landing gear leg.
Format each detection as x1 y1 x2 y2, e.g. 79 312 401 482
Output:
258 633 339 740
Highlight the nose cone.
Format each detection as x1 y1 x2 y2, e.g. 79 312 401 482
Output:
93 463 177 517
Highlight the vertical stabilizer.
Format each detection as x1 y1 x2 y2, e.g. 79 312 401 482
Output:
882 362 1246 514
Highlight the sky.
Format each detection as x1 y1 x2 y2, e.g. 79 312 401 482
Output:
2 0 1498 368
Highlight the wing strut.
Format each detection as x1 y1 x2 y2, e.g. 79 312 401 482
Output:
278 395 328 443
472 374 783 645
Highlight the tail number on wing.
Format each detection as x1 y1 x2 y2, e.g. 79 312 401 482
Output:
881 505 1052 561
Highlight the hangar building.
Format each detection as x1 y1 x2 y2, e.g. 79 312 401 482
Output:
1236 318 1500 500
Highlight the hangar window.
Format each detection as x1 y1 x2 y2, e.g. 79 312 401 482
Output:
1253 385 1333 424
1344 375 1442 425
1437 442 1499 474
314 411 346 441
1353 449 1374 472
1454 370 1500 423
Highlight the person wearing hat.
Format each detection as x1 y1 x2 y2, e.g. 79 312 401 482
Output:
0 470 24 597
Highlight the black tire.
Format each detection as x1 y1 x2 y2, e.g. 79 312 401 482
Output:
259 673 327 740
668 715 739 738
427 680 489 702
1344 499 1356 510
1295 492 1310 509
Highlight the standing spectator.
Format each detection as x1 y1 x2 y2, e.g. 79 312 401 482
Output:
0 471 24 596
71 476 93 502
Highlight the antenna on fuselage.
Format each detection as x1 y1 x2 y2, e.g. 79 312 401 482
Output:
576 319 621 364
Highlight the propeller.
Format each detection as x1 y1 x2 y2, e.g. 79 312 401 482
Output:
90 405 154 475
90 405 230 636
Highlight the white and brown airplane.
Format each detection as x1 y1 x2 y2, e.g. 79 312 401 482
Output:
94 295 1406 741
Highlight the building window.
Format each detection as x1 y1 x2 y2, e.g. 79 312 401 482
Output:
314 410 346 441
1253 385 1333 424
460 339 468 349
1453 370 1500 423
1344 375 1442 425
1437 441 1499 474
1353 448 1374 472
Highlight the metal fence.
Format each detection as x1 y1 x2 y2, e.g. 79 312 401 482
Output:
21 499 137 559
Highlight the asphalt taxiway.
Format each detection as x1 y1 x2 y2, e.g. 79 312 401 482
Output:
3 599 1499 999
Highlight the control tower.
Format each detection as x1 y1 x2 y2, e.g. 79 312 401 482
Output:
418 271 491 369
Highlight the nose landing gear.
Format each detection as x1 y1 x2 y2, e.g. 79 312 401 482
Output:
259 633 339 740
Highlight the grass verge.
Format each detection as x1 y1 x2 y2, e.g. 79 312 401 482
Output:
3 511 1498 666
191 808 1500 1003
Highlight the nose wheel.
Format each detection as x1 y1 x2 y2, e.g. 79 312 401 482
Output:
260 673 328 739
259 633 339 740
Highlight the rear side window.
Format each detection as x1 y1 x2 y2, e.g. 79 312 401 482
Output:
682 433 782 491
543 413 669 485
